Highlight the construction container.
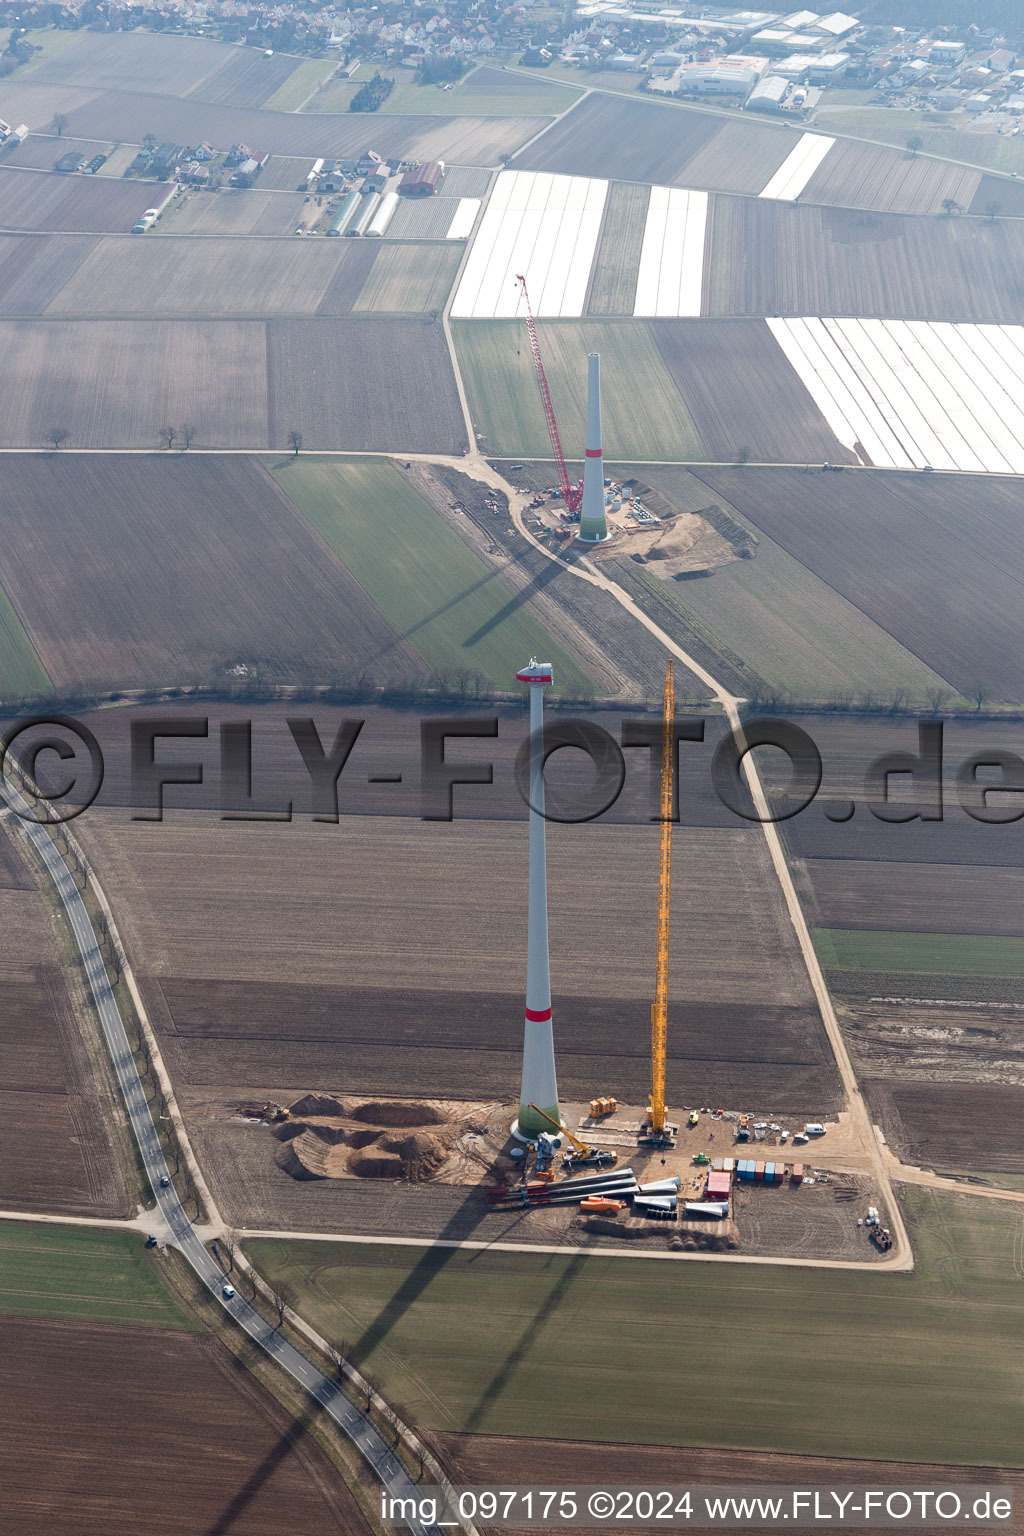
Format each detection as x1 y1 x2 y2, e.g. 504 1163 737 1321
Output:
755 1161 766 1182
791 1164 804 1185
712 1158 724 1171
765 1162 775 1181
737 1160 755 1180
706 1170 731 1200
723 1158 735 1172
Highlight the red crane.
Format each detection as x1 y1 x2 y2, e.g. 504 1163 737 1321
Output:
515 273 583 515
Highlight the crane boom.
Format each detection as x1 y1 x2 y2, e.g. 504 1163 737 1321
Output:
648 661 674 1137
515 274 583 514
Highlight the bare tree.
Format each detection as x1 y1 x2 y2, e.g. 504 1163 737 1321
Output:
971 680 990 711
941 196 961 216
327 1338 352 1377
159 425 176 449
53 112 69 137
269 1279 296 1328
220 1229 238 1273
925 686 950 714
46 426 70 452
287 428 303 457
180 423 197 450
906 134 922 158
142 132 157 152
985 199 1001 222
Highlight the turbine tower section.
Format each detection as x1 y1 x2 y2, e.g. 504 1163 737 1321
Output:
513 658 561 1141
578 352 609 544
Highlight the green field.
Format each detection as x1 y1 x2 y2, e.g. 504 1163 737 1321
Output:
814 929 1024 978
0 1221 193 1328
247 1189 1024 1464
454 320 703 461
615 490 957 705
815 106 1024 177
261 56 339 112
268 457 594 693
0 585 51 699
380 66 580 116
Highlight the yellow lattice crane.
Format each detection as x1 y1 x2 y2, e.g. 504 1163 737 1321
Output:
640 661 676 1149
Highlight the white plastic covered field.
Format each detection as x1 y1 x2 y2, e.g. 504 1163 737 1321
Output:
769 317 1024 473
445 198 481 240
450 170 607 318
759 133 835 201
632 186 708 317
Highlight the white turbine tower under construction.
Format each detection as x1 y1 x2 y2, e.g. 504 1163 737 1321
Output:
513 658 561 1141
577 352 609 544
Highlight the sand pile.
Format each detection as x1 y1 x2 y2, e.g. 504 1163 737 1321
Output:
348 1151 404 1178
384 1131 447 1182
276 1130 348 1180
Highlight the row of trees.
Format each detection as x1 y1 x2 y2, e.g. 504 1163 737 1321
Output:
349 72 394 112
44 428 305 453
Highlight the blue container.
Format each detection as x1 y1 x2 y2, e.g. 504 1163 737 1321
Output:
765 1162 775 1179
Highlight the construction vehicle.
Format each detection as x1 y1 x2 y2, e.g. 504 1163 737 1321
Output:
692 1151 711 1166
528 1103 618 1169
515 275 583 519
639 661 677 1151
687 1109 699 1127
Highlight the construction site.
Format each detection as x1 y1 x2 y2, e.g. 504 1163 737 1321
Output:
250 642 891 1264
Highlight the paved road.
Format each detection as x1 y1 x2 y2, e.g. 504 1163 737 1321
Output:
2 786 443 1536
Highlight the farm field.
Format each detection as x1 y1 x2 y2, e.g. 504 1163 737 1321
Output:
803 862 1024 939
7 83 541 166
866 1082 1024 1174
815 928 1024 979
351 242 462 314
183 45 316 109
0 232 101 315
696 467 1024 703
816 107 1024 180
650 320 853 464
261 56 338 112
246 1188 1024 1465
0 318 269 447
0 585 50 697
586 180 649 316
45 233 375 317
801 137 981 215
0 1221 186 1327
610 469 955 704
0 167 156 234
0 841 128 1217
18 28 236 96
454 319 703 459
0 455 424 689
439 1434 1024 1536
266 456 593 692
266 317 465 451
707 196 1024 322
165 187 307 236
513 93 794 197
378 65 581 116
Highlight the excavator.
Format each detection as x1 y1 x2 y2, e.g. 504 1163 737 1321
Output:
639 661 677 1151
528 1103 618 1170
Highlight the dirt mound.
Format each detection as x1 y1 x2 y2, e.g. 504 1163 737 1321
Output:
350 1100 446 1127
306 1123 347 1146
277 1128 349 1179
346 1128 381 1150
273 1121 306 1143
582 1217 645 1238
348 1152 403 1179
275 1139 323 1180
380 1130 447 1181
289 1093 345 1118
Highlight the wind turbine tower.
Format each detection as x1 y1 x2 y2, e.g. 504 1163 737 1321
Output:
513 658 561 1140
577 352 609 544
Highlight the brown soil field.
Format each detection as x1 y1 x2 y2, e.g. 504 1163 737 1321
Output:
0 168 154 234
651 321 854 465
0 232 96 314
435 1434 1024 1536
798 860 1024 938
46 233 371 317
586 180 649 316
513 94 792 195
0 1316 369 1536
0 317 268 447
866 1079 1024 1172
694 467 1024 704
0 840 128 1217
839 998 1024 1091
0 454 422 688
38 85 539 164
801 139 981 215
183 46 309 109
707 196 1024 322
266 317 465 451
162 187 308 237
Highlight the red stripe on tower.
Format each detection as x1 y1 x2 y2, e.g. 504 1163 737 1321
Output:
585 448 602 458
525 1006 552 1023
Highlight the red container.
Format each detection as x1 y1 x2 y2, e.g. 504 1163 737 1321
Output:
791 1164 804 1185
755 1161 766 1182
